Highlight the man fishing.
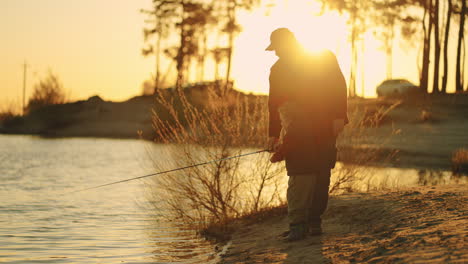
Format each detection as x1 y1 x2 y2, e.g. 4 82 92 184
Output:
266 28 348 241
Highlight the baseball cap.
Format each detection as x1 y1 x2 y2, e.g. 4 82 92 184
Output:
265 28 296 51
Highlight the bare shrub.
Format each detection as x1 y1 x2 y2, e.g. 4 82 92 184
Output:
452 149 468 175
329 163 362 194
27 70 67 113
147 87 284 233
0 100 21 122
331 101 401 194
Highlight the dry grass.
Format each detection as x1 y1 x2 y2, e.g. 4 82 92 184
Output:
147 87 285 238
452 149 468 175
330 101 401 194
0 101 21 123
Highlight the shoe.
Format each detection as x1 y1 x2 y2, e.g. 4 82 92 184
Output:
285 223 307 242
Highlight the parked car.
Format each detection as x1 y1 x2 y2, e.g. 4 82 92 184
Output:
376 79 420 97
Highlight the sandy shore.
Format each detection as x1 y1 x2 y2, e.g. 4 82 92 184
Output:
220 183 467 263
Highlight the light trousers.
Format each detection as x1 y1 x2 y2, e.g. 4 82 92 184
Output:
287 170 331 226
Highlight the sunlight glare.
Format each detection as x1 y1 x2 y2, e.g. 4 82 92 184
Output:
233 0 350 95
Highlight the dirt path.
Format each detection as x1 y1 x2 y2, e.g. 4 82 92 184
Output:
220 184 467 263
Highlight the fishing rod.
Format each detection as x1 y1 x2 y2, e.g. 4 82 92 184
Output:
66 149 269 195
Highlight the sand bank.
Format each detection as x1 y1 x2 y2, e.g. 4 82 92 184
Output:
220 183 467 263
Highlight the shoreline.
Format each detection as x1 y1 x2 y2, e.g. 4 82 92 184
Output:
219 183 467 263
2 93 467 170
0 133 461 172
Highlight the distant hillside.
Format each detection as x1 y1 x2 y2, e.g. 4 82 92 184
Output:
0 84 264 139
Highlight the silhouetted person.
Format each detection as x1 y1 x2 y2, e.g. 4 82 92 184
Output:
266 28 348 241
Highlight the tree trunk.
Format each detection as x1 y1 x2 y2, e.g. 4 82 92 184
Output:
386 20 395 79
176 22 185 89
433 0 441 94
176 31 185 90
463 36 466 90
349 35 357 97
176 5 187 90
215 57 220 80
349 7 357 98
421 0 433 93
155 27 162 92
456 0 466 92
224 1 236 95
442 0 452 93
198 33 207 82
361 39 365 97
225 33 233 93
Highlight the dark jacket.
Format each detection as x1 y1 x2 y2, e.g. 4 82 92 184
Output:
268 50 348 174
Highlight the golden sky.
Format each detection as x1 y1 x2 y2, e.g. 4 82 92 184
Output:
1 0 464 107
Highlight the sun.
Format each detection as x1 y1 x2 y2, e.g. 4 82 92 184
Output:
231 0 392 98
232 1 350 95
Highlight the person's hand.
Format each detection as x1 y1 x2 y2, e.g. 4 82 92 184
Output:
333 119 345 136
267 137 279 152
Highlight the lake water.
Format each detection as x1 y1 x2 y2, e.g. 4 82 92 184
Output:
1 135 464 263
0 135 217 264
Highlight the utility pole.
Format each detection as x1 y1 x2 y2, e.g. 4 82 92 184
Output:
22 61 28 115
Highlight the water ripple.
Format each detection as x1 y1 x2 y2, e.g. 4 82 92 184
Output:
0 135 216 264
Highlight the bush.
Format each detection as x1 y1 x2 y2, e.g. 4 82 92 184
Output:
27 71 67 113
452 149 468 175
147 87 284 235
0 101 22 128
331 101 401 194
0 101 20 121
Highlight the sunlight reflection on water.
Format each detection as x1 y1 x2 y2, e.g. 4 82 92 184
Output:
1 135 464 263
0 135 217 264
330 163 466 193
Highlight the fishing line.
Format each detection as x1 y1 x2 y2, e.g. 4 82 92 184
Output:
65 149 269 195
